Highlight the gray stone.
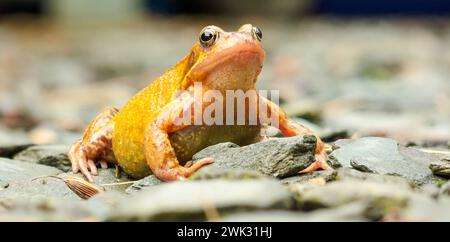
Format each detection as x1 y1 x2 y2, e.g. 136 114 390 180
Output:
0 144 33 158
439 181 450 197
0 191 118 222
190 168 269 182
329 137 437 184
0 187 129 221
219 210 309 222
332 138 354 148
0 158 66 199
297 202 370 222
280 169 337 185
419 184 440 198
125 175 162 194
0 158 62 183
391 196 450 221
0 127 33 158
0 160 130 200
107 179 293 221
335 168 413 188
0 193 115 222
38 154 71 172
14 145 71 172
220 203 368 222
193 136 316 179
14 145 69 162
288 180 413 220
429 160 450 178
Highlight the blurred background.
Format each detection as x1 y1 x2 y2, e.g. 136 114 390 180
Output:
0 0 449 147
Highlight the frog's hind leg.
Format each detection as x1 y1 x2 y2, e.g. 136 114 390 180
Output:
258 96 331 173
67 107 118 182
143 93 214 181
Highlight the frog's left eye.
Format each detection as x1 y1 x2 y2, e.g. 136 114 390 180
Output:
252 26 262 41
199 28 218 48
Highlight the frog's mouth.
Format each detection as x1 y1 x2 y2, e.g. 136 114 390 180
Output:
190 43 265 92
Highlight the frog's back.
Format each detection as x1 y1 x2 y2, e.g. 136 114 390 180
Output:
112 63 187 178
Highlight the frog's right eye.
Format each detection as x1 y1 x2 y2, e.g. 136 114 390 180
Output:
199 28 218 48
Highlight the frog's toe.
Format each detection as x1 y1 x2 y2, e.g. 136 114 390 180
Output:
68 140 80 172
299 160 330 173
67 140 94 183
299 152 331 173
71 158 79 173
78 160 94 183
186 157 214 174
87 159 98 176
156 157 214 181
100 160 108 169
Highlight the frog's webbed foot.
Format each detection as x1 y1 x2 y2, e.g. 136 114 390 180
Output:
299 149 331 173
67 107 118 183
258 96 332 174
158 157 214 181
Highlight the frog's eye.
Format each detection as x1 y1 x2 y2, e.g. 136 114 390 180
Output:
199 28 218 48
252 26 262 41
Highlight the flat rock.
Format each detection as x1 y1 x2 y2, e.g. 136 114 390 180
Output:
38 154 71 172
0 190 128 221
282 167 414 190
192 136 316 178
219 210 309 222
14 145 71 172
335 168 413 188
0 144 33 158
439 181 450 196
0 158 66 199
332 138 354 148
219 203 368 222
0 158 61 183
0 195 105 221
329 137 437 184
280 170 337 185
0 160 130 200
14 145 69 162
288 180 414 220
429 160 450 179
107 179 293 221
0 127 33 158
390 196 450 221
125 175 162 194
190 168 269 182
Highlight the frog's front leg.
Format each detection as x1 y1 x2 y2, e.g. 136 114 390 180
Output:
259 96 331 173
67 107 118 182
144 93 214 181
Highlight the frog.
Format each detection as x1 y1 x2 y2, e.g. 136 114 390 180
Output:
67 24 330 183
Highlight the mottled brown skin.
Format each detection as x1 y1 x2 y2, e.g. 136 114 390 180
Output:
67 24 330 182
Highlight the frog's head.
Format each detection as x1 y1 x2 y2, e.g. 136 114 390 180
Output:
183 24 265 92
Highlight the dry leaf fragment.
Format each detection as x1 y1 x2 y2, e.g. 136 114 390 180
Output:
32 176 104 199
